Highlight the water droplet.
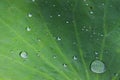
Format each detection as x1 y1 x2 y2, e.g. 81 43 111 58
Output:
73 56 78 60
83 0 86 1
100 34 104 37
50 15 53 18
66 21 69 24
95 51 99 55
63 64 67 68
37 53 40 57
86 4 89 6
32 0 35 2
58 14 61 17
53 4 56 7
90 60 106 73
19 51 28 59
114 73 119 77
85 29 89 31
102 3 105 6
26 27 31 31
28 13 32 17
57 37 61 41
90 11 94 14
53 55 57 59
82 28 84 31
93 32 96 35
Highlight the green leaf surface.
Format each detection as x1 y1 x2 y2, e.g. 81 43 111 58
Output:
0 0 120 80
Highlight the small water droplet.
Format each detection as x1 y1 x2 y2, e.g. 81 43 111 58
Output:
37 53 40 57
32 0 35 2
93 32 96 35
86 4 89 6
66 21 69 24
73 56 78 60
95 51 99 55
28 13 32 17
50 15 53 18
82 28 84 31
57 37 61 41
58 14 61 17
90 11 94 14
19 51 28 59
85 29 89 31
26 27 31 31
53 55 57 59
100 34 104 37
63 64 67 68
90 60 106 73
114 73 119 77
53 4 56 7
102 3 105 6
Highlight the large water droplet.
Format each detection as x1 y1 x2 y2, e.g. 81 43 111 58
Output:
90 60 106 73
19 51 28 59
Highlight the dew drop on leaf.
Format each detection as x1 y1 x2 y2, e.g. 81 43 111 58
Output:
53 4 56 7
58 14 61 17
95 51 99 55
90 60 106 73
32 0 35 2
63 64 67 68
57 37 61 41
50 15 53 18
53 55 57 59
26 27 31 31
90 11 94 14
19 51 28 59
28 13 32 17
66 21 69 24
73 56 78 60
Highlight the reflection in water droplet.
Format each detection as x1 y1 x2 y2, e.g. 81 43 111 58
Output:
19 51 28 59
73 56 78 60
26 27 31 31
90 60 106 73
63 64 67 68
